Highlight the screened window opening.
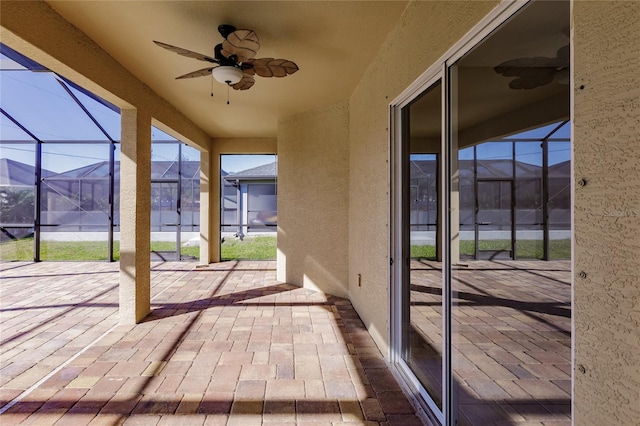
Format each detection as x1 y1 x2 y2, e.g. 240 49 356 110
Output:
220 155 277 260
0 44 200 262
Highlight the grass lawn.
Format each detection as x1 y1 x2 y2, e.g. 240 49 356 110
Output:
0 239 116 261
1 236 567 262
411 239 571 260
221 236 276 260
0 236 277 261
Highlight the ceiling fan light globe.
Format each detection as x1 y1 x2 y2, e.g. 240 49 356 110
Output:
212 66 243 85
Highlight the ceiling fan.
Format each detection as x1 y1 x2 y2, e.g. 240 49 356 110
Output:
494 44 569 89
154 24 299 93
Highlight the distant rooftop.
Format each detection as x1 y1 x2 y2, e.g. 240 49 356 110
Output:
224 162 277 180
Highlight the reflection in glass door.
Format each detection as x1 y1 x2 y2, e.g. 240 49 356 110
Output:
450 1 571 424
476 179 513 259
392 1 571 424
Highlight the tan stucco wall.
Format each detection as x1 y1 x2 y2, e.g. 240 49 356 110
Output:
573 1 640 423
0 0 210 152
277 101 350 298
119 109 152 324
348 0 498 352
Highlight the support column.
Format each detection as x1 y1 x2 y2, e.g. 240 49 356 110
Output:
211 151 221 262
199 149 220 264
119 109 151 324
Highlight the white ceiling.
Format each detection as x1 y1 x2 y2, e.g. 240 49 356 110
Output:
46 1 409 138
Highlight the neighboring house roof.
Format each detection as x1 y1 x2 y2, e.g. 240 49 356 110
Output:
0 158 54 187
149 161 200 180
224 162 277 181
410 158 547 181
53 161 116 179
0 158 202 186
549 160 571 176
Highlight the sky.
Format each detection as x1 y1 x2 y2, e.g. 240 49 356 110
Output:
0 53 276 175
1 50 565 176
221 154 277 173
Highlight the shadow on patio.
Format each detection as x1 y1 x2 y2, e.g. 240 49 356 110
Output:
407 259 571 425
0 260 423 425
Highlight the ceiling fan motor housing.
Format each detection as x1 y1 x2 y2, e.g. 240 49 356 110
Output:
212 66 244 85
218 24 237 39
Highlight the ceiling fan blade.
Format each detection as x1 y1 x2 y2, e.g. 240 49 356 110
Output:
175 67 214 79
248 58 299 78
553 45 570 67
154 41 219 64
232 75 255 91
495 56 559 76
221 29 260 62
508 68 556 89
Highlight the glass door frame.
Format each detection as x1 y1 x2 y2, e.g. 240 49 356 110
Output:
390 69 447 425
389 1 532 424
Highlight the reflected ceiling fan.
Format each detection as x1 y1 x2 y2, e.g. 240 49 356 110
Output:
494 44 569 89
154 24 299 99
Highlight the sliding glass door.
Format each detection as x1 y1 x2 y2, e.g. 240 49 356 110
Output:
401 81 444 416
392 1 571 424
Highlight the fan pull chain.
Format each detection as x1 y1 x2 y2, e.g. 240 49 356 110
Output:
227 83 230 105
210 74 214 97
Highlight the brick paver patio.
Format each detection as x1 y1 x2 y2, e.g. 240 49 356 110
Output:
408 259 571 425
0 261 423 425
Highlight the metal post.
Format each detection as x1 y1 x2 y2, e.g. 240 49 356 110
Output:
473 145 479 260
108 141 115 262
511 141 516 260
78 178 82 232
235 179 243 240
176 143 182 260
542 138 549 260
34 140 42 262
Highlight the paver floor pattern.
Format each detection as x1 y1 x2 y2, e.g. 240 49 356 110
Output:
409 259 571 425
1 261 422 425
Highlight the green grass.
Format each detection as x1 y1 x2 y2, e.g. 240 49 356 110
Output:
0 239 198 261
411 244 437 259
221 236 276 260
2 236 567 262
0 238 115 261
0 236 277 261
411 239 571 260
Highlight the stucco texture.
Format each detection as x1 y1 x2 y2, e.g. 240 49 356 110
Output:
573 1 640 423
348 1 498 353
119 109 152 324
277 101 350 298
